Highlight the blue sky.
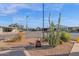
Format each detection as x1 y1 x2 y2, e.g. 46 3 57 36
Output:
0 3 79 28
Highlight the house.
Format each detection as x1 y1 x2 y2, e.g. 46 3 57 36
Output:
0 26 19 32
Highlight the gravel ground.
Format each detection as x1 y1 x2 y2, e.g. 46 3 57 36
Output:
26 42 73 56
0 38 74 56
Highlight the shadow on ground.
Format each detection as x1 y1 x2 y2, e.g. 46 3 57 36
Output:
25 45 52 50
69 52 79 56
46 54 69 56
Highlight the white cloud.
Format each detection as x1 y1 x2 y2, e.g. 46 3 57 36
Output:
0 3 42 16
0 4 26 16
0 3 64 16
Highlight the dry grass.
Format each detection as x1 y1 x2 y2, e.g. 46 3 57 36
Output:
0 38 38 49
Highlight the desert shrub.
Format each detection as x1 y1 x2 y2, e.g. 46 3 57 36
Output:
17 31 24 41
60 31 71 42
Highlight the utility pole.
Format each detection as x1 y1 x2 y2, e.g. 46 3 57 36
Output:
42 3 44 39
48 12 51 28
26 16 29 31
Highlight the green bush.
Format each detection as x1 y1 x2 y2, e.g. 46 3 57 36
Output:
60 31 71 42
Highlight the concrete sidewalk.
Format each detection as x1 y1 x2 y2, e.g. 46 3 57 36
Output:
0 50 26 56
69 42 79 56
0 46 26 56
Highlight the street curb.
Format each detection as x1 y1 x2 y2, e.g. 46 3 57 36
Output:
24 50 31 56
0 50 12 54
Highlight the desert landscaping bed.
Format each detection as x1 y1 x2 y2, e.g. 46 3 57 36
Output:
0 38 74 56
25 42 73 56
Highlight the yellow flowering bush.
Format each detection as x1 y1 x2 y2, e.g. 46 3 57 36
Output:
60 31 71 42
76 37 79 43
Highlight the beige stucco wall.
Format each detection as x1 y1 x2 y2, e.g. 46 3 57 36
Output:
11 28 19 32
0 28 3 32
